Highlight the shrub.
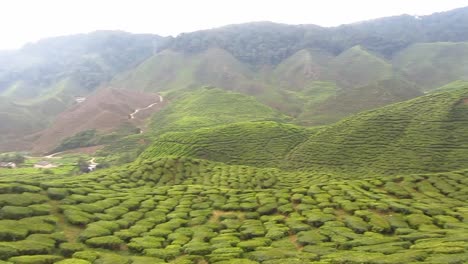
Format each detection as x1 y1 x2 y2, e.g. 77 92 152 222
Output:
46 188 68 200
144 245 181 261
215 259 259 264
296 230 328 245
85 236 123 250
257 204 277 215
63 210 93 225
0 221 28 241
0 193 48 207
7 255 63 264
127 237 164 252
0 206 33 219
237 238 271 251
79 225 112 241
18 218 55 234
0 245 18 260
59 243 86 257
368 214 392 233
130 256 166 264
183 241 212 255
55 259 91 264
72 251 99 262
28 204 51 216
344 216 369 233
406 214 433 228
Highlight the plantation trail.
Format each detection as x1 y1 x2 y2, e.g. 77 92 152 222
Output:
129 94 164 119
49 200 83 242
288 233 303 251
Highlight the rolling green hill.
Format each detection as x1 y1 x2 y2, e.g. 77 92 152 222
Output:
138 81 468 176
287 81 468 175
140 121 312 168
148 87 288 135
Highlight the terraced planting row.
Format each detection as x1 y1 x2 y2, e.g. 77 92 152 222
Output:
1 161 467 264
140 121 312 168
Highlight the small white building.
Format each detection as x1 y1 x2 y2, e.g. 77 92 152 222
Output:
75 97 86 103
34 161 57 169
0 162 16 168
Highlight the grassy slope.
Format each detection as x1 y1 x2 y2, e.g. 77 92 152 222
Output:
96 87 289 165
304 78 423 125
140 121 313 168
287 81 468 175
148 87 289 135
393 42 468 91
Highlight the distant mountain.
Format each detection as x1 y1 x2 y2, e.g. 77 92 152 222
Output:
168 6 468 64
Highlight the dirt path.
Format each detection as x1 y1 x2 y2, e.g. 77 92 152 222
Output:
49 200 84 242
129 94 163 119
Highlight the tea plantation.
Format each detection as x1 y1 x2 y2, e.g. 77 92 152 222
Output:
1 84 468 263
0 156 467 264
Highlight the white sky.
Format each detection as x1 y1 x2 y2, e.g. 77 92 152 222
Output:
0 0 467 50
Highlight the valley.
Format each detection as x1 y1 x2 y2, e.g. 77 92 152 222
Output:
0 6 468 264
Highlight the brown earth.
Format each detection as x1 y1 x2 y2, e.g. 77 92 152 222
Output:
31 88 164 154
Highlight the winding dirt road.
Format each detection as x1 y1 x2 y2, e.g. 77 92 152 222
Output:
130 95 163 119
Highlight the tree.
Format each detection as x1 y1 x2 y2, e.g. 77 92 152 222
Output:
77 158 90 173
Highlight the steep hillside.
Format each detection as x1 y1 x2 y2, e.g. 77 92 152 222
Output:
300 79 423 125
140 121 312 168
287 81 468 175
31 89 164 154
112 48 259 94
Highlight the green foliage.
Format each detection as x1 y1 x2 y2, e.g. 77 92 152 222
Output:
85 236 123 250
287 82 468 175
147 88 287 135
141 121 310 168
46 188 68 200
7 255 62 264
55 259 91 264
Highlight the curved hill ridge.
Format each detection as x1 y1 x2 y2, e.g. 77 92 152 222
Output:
286 81 468 174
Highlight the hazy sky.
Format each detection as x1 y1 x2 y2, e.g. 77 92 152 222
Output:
1 0 467 50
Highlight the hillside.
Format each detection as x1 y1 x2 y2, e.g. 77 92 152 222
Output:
140 121 312 168
393 42 468 90
31 89 164 154
287 81 468 175
148 87 288 135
